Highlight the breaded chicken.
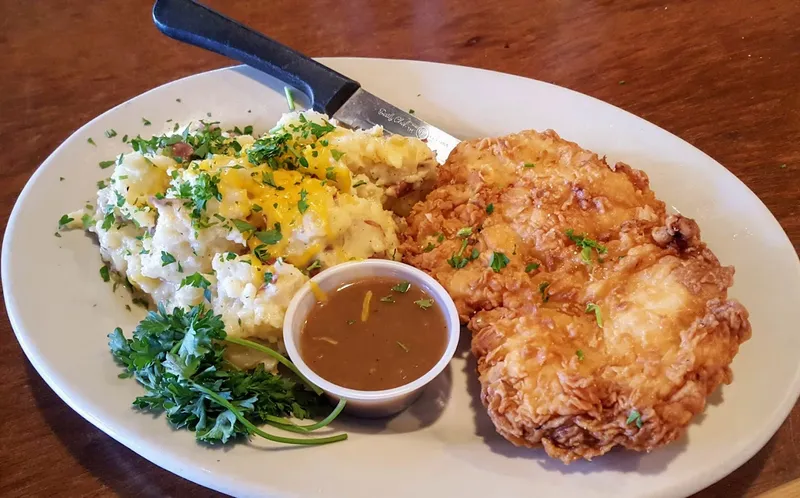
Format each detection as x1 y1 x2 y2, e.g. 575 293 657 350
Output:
401 130 751 463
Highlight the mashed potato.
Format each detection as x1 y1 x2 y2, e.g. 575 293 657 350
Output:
67 111 436 350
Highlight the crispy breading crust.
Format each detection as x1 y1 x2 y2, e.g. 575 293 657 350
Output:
401 130 751 463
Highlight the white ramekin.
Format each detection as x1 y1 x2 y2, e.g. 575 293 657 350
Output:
283 260 460 418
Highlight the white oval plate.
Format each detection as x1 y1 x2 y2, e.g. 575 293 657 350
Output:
4 58 800 498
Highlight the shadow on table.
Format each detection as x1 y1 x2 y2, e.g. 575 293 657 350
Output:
25 360 224 498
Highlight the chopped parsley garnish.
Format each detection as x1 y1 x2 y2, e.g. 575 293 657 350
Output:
489 252 509 272
99 265 110 282
121 134 128 142
171 171 222 220
102 213 115 230
244 125 253 135
380 295 395 303
486 203 494 214
81 214 93 229
284 86 296 111
306 260 322 272
255 223 282 245
232 219 256 233
414 298 434 310
263 271 274 284
525 263 540 273
248 132 291 167
297 113 336 139
261 171 282 189
58 214 74 227
422 243 435 252
565 229 607 265
539 281 550 302
352 180 367 188
330 149 345 161
325 167 336 180
447 239 479 269
251 204 263 213
436 233 445 243
108 304 345 445
456 227 473 238
142 118 151 126
105 129 118 138
392 281 411 293
626 410 643 429
249 116 334 169
396 341 410 352
87 138 96 146
225 252 237 261
97 180 107 189
161 251 177 267
180 272 212 301
131 121 238 162
523 162 535 168
576 349 585 361
253 245 270 263
99 160 114 169
297 189 309 213
585 303 603 327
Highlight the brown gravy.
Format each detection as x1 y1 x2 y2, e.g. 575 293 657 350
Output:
300 277 447 391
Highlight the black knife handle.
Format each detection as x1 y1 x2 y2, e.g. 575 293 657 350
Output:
152 0 360 115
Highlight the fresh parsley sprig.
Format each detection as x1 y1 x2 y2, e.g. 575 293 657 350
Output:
109 304 346 445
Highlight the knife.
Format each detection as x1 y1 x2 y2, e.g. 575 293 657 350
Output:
152 0 460 164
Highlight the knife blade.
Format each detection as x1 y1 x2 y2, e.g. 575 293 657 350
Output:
332 89 459 164
152 0 460 163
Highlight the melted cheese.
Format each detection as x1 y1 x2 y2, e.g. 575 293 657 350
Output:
193 154 337 267
309 281 328 302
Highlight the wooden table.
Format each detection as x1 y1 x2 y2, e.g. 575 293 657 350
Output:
1 0 798 496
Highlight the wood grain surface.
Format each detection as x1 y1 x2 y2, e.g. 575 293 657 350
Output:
1 0 798 496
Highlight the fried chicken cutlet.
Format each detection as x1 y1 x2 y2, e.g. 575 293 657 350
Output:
400 130 751 463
